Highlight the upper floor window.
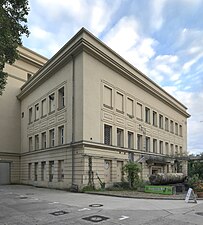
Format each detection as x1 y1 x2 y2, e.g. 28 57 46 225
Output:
136 103 142 120
165 142 169 155
159 114 163 129
145 107 150 124
179 125 183 136
170 144 174 155
159 141 163 154
137 134 142 150
153 139 157 153
35 103 39 121
58 126 64 145
165 117 169 131
49 93 55 113
128 131 134 149
117 128 124 147
103 85 112 109
127 97 134 118
29 137 33 151
146 137 150 152
175 123 178 135
41 132 46 149
116 92 124 113
35 134 39 150
170 120 174 133
153 111 157 126
41 99 47 117
104 124 112 145
29 107 33 124
49 129 55 147
58 87 65 109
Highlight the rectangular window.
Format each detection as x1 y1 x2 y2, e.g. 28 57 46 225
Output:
58 87 65 109
153 139 157 153
41 132 46 149
179 125 183 136
41 99 47 117
28 163 32 180
49 93 55 113
180 146 183 156
175 123 178 135
165 117 169 131
35 103 39 121
41 161 46 181
137 134 142 150
49 161 54 182
29 137 33 151
29 107 33 124
35 134 39 150
170 144 174 155
165 142 169 155
153 111 157 126
136 103 142 120
117 128 124 147
116 92 124 113
127 97 134 117
49 129 55 147
58 126 64 145
159 114 163 129
146 137 150 152
34 162 38 181
175 145 178 155
170 120 174 133
104 124 112 145
58 160 64 181
145 107 150 124
103 85 112 108
128 131 134 149
159 141 163 154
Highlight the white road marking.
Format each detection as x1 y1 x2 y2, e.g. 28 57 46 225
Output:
78 208 91 211
119 215 129 221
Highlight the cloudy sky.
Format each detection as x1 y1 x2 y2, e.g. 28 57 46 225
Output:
22 0 203 155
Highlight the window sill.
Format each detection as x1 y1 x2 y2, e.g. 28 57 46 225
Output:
103 104 113 110
58 106 65 111
116 109 124 114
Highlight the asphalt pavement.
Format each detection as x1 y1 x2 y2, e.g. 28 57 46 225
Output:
0 185 203 225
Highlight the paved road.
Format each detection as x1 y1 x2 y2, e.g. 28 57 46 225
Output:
0 185 203 224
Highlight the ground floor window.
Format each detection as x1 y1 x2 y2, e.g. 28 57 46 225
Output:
49 161 54 182
58 160 64 181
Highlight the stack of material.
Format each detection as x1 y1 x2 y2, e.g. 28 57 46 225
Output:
149 173 186 185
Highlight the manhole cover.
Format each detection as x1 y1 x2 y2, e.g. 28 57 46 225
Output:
196 212 203 216
50 210 69 216
82 215 109 223
89 204 103 207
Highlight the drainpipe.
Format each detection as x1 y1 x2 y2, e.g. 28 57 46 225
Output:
71 54 75 187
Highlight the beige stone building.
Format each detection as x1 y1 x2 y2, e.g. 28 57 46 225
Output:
0 28 190 189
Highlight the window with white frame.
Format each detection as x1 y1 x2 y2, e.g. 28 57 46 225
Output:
41 98 47 117
137 134 142 150
145 107 150 124
58 87 65 109
35 134 39 150
117 128 124 147
29 137 33 151
159 114 163 129
29 107 33 124
128 131 134 149
127 97 134 117
49 93 55 113
153 111 157 126
58 160 64 181
58 126 64 145
104 124 112 145
136 103 142 120
35 103 39 121
116 92 124 113
41 132 46 149
103 85 113 108
49 129 55 147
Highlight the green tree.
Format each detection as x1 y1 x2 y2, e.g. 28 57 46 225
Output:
188 154 203 180
123 162 141 189
0 0 29 95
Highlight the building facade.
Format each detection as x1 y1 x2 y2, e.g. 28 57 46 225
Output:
1 28 190 189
